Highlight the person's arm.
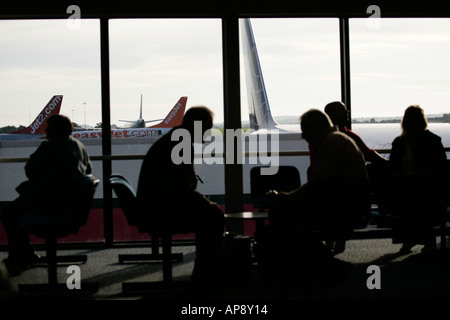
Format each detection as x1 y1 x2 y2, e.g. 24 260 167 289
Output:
25 141 49 180
346 128 387 164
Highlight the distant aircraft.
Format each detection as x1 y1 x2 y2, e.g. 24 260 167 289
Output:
241 19 300 135
0 95 63 141
240 19 450 150
72 96 187 139
118 94 163 129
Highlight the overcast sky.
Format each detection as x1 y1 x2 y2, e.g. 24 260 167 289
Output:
1 17 450 128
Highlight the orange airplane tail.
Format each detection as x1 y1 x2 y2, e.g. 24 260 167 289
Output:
148 96 187 128
11 95 63 135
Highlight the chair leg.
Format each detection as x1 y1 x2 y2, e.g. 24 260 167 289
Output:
121 234 178 294
441 221 447 251
152 234 160 255
118 233 183 263
46 236 58 287
162 234 173 282
19 236 98 295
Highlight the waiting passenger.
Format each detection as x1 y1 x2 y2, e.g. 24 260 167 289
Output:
272 109 369 230
324 101 387 165
258 109 370 281
137 106 225 283
1 115 92 276
324 101 389 226
382 105 447 252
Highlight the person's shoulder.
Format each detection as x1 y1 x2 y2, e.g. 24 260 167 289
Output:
391 135 403 145
32 139 51 154
68 136 88 148
144 129 176 159
329 128 353 143
343 126 358 137
424 130 442 142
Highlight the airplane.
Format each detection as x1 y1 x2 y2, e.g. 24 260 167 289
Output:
240 18 450 151
118 94 164 129
72 96 187 139
0 95 63 141
241 19 301 135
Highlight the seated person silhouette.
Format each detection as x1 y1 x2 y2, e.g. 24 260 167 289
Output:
261 109 369 280
324 101 388 225
137 106 225 283
324 101 387 165
381 105 447 253
1 114 93 276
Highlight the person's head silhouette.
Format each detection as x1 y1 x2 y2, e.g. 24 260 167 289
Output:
401 105 428 137
300 109 333 144
181 106 214 142
45 114 73 140
324 101 349 128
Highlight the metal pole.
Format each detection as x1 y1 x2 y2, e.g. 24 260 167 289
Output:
222 14 244 232
339 17 352 129
100 18 113 246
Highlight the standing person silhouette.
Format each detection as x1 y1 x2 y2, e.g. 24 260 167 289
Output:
1 114 92 276
137 106 225 283
384 105 447 252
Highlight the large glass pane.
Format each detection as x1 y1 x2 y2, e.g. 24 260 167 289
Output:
0 19 102 244
239 18 341 201
109 19 224 240
350 18 450 150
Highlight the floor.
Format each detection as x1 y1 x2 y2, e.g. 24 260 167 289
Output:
1 237 450 314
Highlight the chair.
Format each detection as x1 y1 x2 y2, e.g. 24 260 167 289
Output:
250 165 301 210
317 177 372 253
109 174 183 291
251 166 371 254
18 174 100 295
439 159 450 250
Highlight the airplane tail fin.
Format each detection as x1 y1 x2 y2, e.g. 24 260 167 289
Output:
149 96 187 128
11 95 63 135
240 18 278 131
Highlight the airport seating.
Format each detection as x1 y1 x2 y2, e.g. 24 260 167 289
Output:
250 165 370 228
243 164 450 255
331 159 450 250
17 174 100 295
250 165 301 211
110 173 182 267
109 174 184 291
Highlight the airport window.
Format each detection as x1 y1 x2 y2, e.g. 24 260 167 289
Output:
0 19 103 243
349 18 450 149
109 19 224 241
239 18 341 134
239 18 341 189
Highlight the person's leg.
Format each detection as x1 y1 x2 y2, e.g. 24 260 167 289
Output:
1 202 34 259
1 201 39 275
190 204 225 283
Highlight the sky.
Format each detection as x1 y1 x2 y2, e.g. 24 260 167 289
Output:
1 17 450 128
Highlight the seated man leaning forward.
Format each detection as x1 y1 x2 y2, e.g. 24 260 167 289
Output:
137 106 225 283
258 109 370 280
270 109 369 239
